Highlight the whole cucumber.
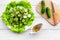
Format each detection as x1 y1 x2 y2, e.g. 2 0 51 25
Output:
46 7 51 18
41 0 46 14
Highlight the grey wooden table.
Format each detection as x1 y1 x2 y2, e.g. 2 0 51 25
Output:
0 0 60 40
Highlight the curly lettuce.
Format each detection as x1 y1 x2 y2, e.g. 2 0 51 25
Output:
2 0 34 33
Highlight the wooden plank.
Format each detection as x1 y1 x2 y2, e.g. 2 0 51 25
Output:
0 17 60 30
0 0 60 40
0 5 60 18
0 0 60 30
0 0 60 17
0 0 40 6
0 30 60 40
0 5 41 18
0 0 60 6
0 17 45 29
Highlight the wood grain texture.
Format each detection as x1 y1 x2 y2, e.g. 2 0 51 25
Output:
0 30 60 40
0 0 60 30
36 0 54 25
36 0 60 26
0 0 60 40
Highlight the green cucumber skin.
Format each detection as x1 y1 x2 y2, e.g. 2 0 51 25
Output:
46 7 51 18
41 0 46 14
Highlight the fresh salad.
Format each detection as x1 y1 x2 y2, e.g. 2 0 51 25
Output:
2 0 35 33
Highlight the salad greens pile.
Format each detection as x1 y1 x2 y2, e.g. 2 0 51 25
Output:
2 0 35 33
